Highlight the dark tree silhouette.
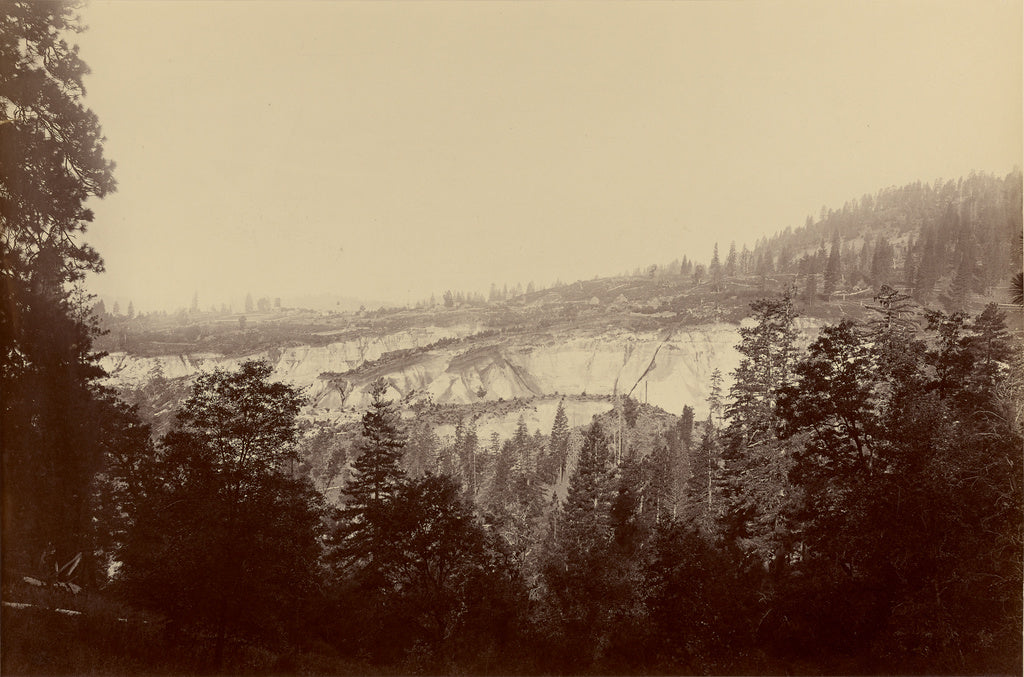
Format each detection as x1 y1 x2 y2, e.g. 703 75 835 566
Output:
1 0 119 581
118 361 326 669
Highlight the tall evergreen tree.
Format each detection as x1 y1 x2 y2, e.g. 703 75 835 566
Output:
725 293 798 445
709 242 723 291
864 285 922 386
335 378 407 570
823 231 841 296
547 399 570 480
679 404 695 449
646 444 676 524
706 368 724 426
719 293 800 562
540 421 620 666
1 0 120 580
725 241 738 277
558 421 613 553
870 236 894 285
945 250 974 311
349 379 406 504
803 272 818 306
684 418 720 533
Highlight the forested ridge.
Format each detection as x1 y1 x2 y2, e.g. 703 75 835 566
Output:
3 3 1023 675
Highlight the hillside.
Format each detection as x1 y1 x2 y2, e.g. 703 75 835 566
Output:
101 272 844 432
100 171 1023 462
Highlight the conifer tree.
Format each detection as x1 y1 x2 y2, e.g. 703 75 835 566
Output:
870 236 894 286
823 231 841 296
706 368 724 426
540 421 620 664
548 399 570 479
913 227 941 301
684 417 720 533
611 448 647 551
709 242 723 291
725 241 738 277
559 421 613 550
692 264 706 285
458 417 479 497
803 273 818 306
945 252 974 311
679 404 695 449
1 0 124 580
404 414 440 477
719 293 800 561
725 292 798 444
864 284 918 341
646 444 676 524
335 378 407 569
740 244 752 275
347 379 406 505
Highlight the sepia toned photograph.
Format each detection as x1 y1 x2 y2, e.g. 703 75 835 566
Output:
2 0 1022 674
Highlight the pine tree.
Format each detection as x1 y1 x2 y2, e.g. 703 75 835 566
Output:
611 448 646 552
348 379 406 505
913 227 941 302
684 418 720 532
945 252 974 312
646 444 676 524
823 231 841 297
870 236 894 286
679 405 695 449
725 241 738 277
725 292 799 443
549 399 570 479
864 285 922 389
707 368 724 426
967 303 1012 394
2 1 122 581
814 240 828 275
403 415 440 477
458 417 479 497
709 243 723 291
335 378 407 570
691 264 705 285
541 421 627 666
864 285 918 343
803 273 818 306
560 421 612 548
718 293 800 561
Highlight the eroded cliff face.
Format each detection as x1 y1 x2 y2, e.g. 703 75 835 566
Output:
100 323 483 388
101 320 821 431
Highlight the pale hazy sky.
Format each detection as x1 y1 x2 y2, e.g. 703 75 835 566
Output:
76 0 1022 312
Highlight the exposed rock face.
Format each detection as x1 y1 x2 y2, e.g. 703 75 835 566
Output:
100 320 822 429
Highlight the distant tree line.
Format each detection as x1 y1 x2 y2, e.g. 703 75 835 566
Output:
672 171 1022 310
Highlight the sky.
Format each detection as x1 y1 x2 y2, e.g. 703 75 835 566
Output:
75 0 1023 313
